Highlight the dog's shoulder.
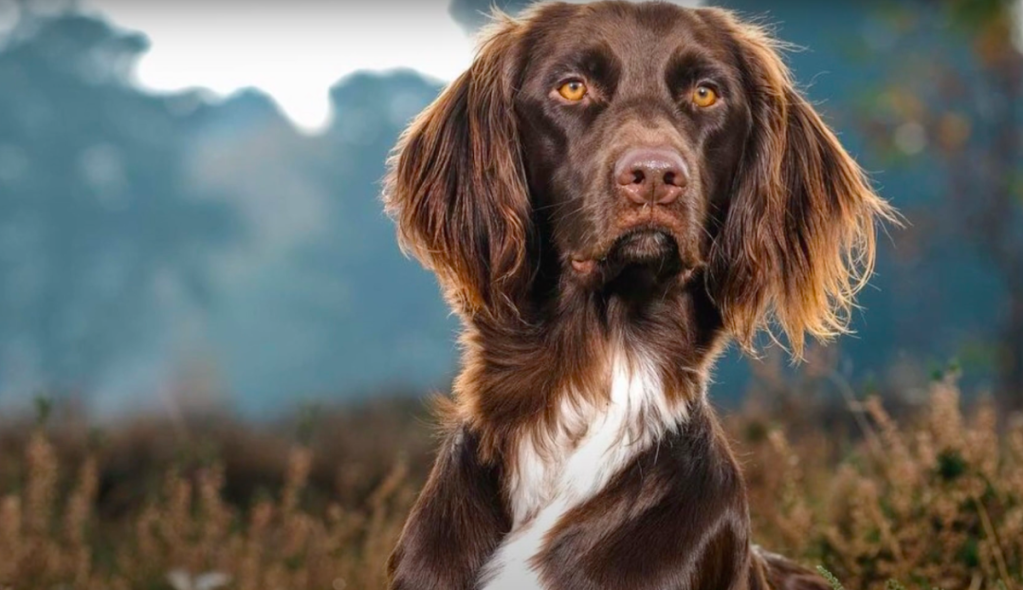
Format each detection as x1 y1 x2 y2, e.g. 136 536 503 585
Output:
388 424 510 590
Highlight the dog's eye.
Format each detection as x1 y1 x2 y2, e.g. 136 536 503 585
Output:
557 80 588 102
692 85 718 108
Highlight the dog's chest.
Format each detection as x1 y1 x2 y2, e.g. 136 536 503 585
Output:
479 353 683 589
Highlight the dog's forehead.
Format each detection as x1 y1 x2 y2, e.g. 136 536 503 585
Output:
519 2 734 74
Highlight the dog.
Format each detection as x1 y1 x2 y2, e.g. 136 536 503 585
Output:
383 2 894 589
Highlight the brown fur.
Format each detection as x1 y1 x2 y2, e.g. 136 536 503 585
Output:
385 18 533 323
383 3 894 589
702 11 892 357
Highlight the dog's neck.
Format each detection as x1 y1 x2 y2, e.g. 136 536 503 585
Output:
505 348 687 524
464 281 731 589
453 277 727 498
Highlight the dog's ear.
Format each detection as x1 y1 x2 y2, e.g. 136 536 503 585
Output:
384 18 532 322
706 11 896 357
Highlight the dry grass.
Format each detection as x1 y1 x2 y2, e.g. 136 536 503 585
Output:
0 376 1020 589
0 400 430 590
738 373 1023 590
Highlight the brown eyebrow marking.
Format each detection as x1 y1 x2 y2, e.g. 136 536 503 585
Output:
665 51 732 92
547 43 622 98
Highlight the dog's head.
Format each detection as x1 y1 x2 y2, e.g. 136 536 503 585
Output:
384 1 894 356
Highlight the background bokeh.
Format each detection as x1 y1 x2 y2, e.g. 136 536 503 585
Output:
0 0 1020 417
2 2 1023 589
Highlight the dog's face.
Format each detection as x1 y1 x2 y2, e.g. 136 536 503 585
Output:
385 1 893 355
512 4 745 288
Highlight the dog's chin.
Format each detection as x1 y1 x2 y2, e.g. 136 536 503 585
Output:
601 229 685 285
609 229 678 263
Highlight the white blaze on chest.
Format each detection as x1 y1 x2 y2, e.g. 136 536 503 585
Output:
478 351 686 590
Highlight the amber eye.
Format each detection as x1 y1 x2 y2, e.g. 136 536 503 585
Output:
557 80 588 102
692 85 718 108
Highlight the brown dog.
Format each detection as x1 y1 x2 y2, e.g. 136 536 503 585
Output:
383 2 894 588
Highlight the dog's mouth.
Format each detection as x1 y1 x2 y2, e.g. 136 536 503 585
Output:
608 229 679 266
571 228 686 285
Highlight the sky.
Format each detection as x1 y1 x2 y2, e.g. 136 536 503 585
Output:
82 0 476 132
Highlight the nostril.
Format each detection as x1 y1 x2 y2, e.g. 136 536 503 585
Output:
663 171 677 187
616 166 648 188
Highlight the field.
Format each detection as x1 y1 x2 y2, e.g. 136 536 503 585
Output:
0 373 1021 590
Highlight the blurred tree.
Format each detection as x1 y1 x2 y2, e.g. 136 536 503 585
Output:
180 71 458 411
857 0 1023 409
950 0 1023 410
2 0 1017 412
0 7 238 395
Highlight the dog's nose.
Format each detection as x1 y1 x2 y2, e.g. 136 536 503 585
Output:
615 148 688 206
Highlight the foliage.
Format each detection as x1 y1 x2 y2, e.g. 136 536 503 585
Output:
741 374 1023 590
0 378 1021 589
0 400 432 590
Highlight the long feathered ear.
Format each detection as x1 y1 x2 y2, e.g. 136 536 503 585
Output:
706 11 897 358
383 18 532 322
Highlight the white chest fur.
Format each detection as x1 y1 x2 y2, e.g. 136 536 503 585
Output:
478 351 686 590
